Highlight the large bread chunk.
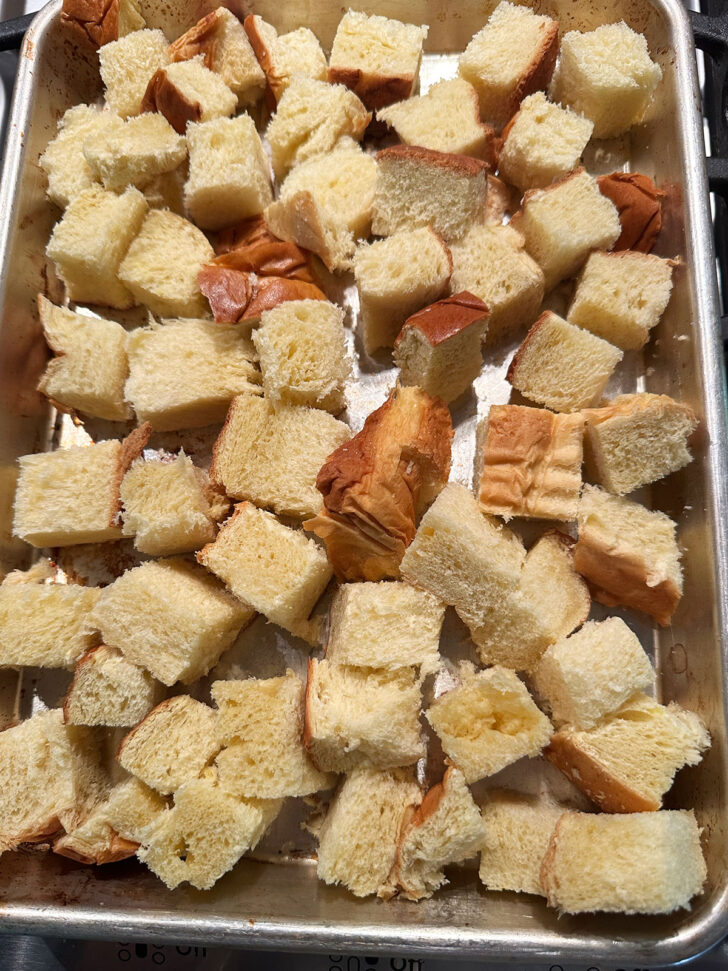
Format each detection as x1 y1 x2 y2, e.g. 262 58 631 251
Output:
244 15 327 105
99 28 170 118
82 112 186 192
140 59 237 134
39 105 120 208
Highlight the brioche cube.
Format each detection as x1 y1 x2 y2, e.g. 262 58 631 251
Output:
82 112 186 192
304 659 425 774
354 226 452 353
46 185 148 309
118 209 213 317
64 645 162 728
141 58 237 135
550 23 663 139
316 765 422 898
507 311 623 412
99 28 170 118
518 169 621 290
103 777 167 844
89 557 253 685
425 665 553 783
243 15 327 104
39 105 121 208
567 250 675 350
458 2 558 129
252 300 350 412
141 165 187 214
498 92 594 192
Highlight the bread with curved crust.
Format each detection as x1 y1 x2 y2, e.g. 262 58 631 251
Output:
244 14 327 107
61 0 145 50
198 266 326 323
597 172 665 252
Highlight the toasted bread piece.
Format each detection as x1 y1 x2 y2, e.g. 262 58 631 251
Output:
199 266 327 324
597 172 664 253
64 645 163 727
243 15 327 105
82 112 186 192
39 105 120 208
99 28 170 118
141 58 237 135
61 0 145 51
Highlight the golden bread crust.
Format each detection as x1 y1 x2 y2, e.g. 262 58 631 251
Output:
395 291 489 348
597 172 665 253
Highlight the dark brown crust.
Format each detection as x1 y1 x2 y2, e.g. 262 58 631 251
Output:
243 14 282 110
141 69 201 135
61 0 119 49
395 291 489 348
62 645 105 724
211 241 318 284
597 172 665 253
198 266 326 323
53 830 140 865
168 8 222 71
376 144 489 179
328 66 414 112
506 21 559 127
505 310 553 386
215 215 277 255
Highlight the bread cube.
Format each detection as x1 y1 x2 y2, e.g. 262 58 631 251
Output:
197 503 332 643
507 311 623 412
550 23 662 139
498 92 594 192
244 15 327 105
118 209 214 317
354 226 452 353
328 10 427 111
46 185 148 309
458 2 558 129
252 300 350 412
199 266 328 325
39 104 120 208
89 557 253 685
61 0 146 51
583 393 698 495
37 296 131 421
82 112 186 192
567 250 675 350
102 777 167 844
574 484 683 625
125 317 261 431
518 169 621 290
142 165 188 214
426 665 553 783
99 28 170 118
64 645 162 727
140 58 237 135
304 658 425 774
596 171 665 253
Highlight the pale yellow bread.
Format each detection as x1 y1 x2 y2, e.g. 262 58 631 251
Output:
64 645 163 727
82 112 186 192
99 28 170 118
39 105 121 208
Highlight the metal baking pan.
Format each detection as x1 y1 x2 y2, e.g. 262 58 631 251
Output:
1 0 728 963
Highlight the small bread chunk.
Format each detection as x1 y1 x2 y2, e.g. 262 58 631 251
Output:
82 112 186 192
39 105 120 208
574 484 683 626
394 292 489 403
550 23 662 139
583 393 698 495
37 296 131 421
458 2 558 130
479 790 564 896
498 92 594 192
185 115 272 231
243 15 327 105
199 266 327 324
507 311 623 412
533 617 654 730
61 0 145 51
125 317 260 431
425 664 553 783
517 169 621 290
64 645 162 727
266 76 370 181
198 503 332 643
118 209 214 318
597 171 665 253
540 810 706 914
212 672 333 798
89 557 253 685
478 405 584 521
304 659 425 774
140 58 237 135
142 166 187 214
252 300 350 413
372 146 487 243
328 10 427 112
567 250 675 350
210 395 350 519
354 226 452 353
317 766 421 899
377 78 496 161
396 767 486 901
99 28 169 118
46 185 148 309
305 385 452 581
449 224 544 342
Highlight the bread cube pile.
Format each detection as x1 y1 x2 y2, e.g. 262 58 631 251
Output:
2 0 710 917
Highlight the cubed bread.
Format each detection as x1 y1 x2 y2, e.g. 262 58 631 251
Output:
125 317 260 431
243 15 327 105
82 112 186 192
99 28 170 118
550 22 662 139
517 169 621 290
567 250 675 350
574 484 683 625
458 2 558 129
477 405 584 521
540 810 706 914
212 671 333 798
140 58 237 135
325 581 444 675
316 765 422 898
184 115 272 231
372 146 487 242
61 0 145 51
198 502 332 643
354 226 452 353
498 92 594 192
583 393 698 495
596 171 665 253
304 658 425 773
89 557 253 685
64 645 162 727
46 185 148 309
507 311 623 412
118 209 214 317
328 9 427 112
252 299 350 412
393 292 489 403
199 266 327 324
103 776 167 844
209 395 350 519
533 617 654 730
37 296 131 421
39 105 120 208
142 165 187 214
425 664 553 783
